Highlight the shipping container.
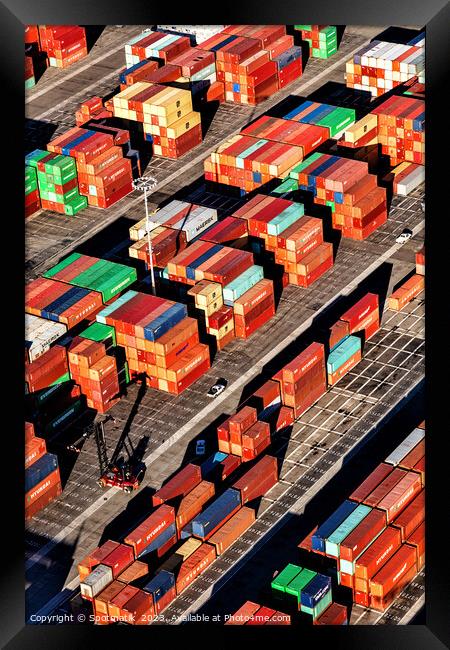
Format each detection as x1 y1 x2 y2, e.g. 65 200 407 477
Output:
369 543 418 598
232 455 278 504
176 480 215 532
80 564 113 600
312 500 359 553
176 542 217 593
191 488 241 540
314 602 348 625
225 601 261 624
208 506 255 555
124 504 175 557
152 464 202 506
354 526 402 581
391 490 424 541
349 463 395 503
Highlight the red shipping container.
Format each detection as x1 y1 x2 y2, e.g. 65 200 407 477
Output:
250 380 281 410
152 464 202 507
25 468 61 508
154 584 177 614
234 303 275 339
414 457 425 487
282 342 324 383
232 455 278 504
78 541 121 581
391 489 424 540
241 433 271 462
124 504 175 557
93 581 126 617
226 601 261 624
275 406 295 431
25 437 47 469
246 605 276 624
102 544 135 578
353 589 370 607
340 507 387 563
313 602 348 625
363 468 408 507
229 406 258 441
406 521 425 567
376 471 423 522
25 421 35 443
354 526 402 581
25 480 62 520
369 564 418 611
120 589 154 624
241 420 271 451
340 294 379 333
218 455 242 480
176 543 217 593
157 534 178 558
399 440 425 471
108 585 140 621
350 463 394 503
117 561 149 585
369 543 418 598
340 572 354 589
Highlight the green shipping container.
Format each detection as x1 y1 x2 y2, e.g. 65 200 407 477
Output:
79 321 117 347
271 564 303 594
285 568 317 607
288 151 323 180
64 195 88 216
44 398 84 434
271 177 299 196
325 504 372 558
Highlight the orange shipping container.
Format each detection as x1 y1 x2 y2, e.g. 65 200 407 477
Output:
176 543 217 594
176 481 215 532
208 506 256 555
369 543 418 598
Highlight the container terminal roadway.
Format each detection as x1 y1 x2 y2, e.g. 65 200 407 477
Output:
25 26 425 623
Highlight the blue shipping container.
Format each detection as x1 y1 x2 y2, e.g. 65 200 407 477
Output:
138 523 177 558
25 453 59 492
180 522 193 539
201 452 228 478
312 500 359 552
327 335 361 374
143 569 175 603
143 303 187 342
300 574 332 608
191 488 241 539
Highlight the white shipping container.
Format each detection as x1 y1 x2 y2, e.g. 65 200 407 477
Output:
395 167 425 196
384 428 425 466
25 314 68 363
175 206 218 241
80 564 113 600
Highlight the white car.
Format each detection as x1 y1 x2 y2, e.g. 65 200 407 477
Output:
196 440 206 456
396 229 413 244
207 378 227 398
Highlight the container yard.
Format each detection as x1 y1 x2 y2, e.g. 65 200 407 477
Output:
24 23 425 628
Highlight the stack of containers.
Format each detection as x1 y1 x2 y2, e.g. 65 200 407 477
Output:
301 427 425 610
68 338 120 413
111 82 202 159
204 134 305 194
294 25 338 58
129 201 218 268
95 290 210 394
43 253 137 304
124 31 191 69
371 96 425 166
200 215 249 248
240 115 330 154
271 564 332 620
25 422 61 520
388 274 424 311
273 342 327 419
25 277 103 329
38 25 88 68
186 280 236 350
75 96 113 127
170 47 217 89
78 321 131 391
218 407 272 460
415 246 425 276
232 194 334 287
328 293 380 352
390 162 425 196
25 149 87 216
345 40 425 97
25 165 41 218
25 421 62 520
119 59 159 86
282 101 356 140
204 25 303 101
47 127 133 208
289 152 387 240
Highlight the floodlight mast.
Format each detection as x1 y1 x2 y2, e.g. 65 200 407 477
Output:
132 176 158 295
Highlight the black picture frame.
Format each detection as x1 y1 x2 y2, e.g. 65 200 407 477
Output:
3 0 449 646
